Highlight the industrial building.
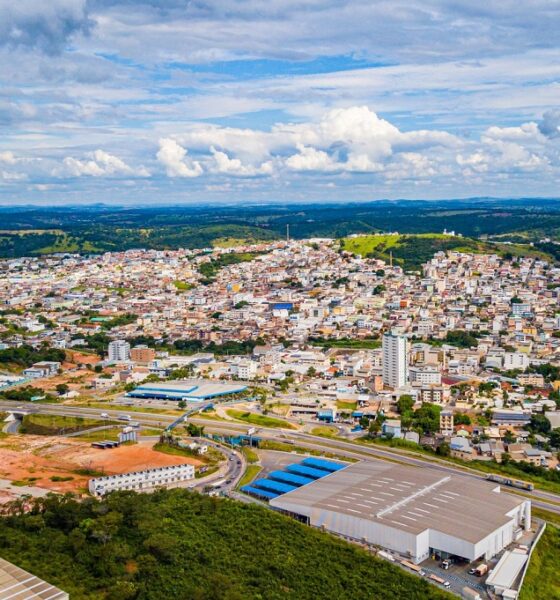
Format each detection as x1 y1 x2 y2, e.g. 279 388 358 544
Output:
270 461 530 564
0 557 68 600
125 380 247 401
89 463 195 496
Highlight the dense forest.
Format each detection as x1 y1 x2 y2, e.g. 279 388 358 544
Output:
0 490 452 600
1 199 560 258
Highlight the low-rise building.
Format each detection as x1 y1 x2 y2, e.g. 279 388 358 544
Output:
89 463 195 496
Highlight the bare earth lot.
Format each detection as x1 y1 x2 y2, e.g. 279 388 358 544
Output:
0 436 202 500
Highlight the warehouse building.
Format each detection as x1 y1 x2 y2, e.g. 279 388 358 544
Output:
89 463 195 496
270 461 530 564
126 380 247 401
0 557 68 599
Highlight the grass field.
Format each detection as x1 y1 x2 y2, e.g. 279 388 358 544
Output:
240 445 259 463
336 400 357 411
519 524 560 600
226 409 296 429
20 414 108 435
237 465 262 489
310 425 339 438
340 233 552 270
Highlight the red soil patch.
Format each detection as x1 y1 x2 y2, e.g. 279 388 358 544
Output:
0 436 201 495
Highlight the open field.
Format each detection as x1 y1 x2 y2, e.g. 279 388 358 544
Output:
20 413 109 435
340 233 552 270
237 465 262 489
0 436 201 498
310 425 339 438
226 409 296 429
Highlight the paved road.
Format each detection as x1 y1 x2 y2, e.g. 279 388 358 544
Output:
2 400 559 515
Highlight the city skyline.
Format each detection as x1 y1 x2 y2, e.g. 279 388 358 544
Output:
1 1 559 205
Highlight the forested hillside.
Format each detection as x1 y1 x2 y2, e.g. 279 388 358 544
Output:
0 490 452 600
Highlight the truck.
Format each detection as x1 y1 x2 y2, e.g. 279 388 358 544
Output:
461 587 482 600
428 574 450 588
400 560 425 576
474 564 488 577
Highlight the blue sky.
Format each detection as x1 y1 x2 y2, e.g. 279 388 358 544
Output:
0 0 559 205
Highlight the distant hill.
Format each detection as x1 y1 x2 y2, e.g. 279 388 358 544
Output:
340 233 553 270
1 201 560 258
0 489 452 600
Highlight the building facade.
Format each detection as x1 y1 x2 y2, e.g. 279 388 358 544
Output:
382 332 408 389
89 463 195 496
108 340 131 362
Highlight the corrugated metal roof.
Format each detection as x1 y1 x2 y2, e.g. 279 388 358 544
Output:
271 461 526 544
301 457 346 472
240 486 280 499
252 479 298 494
285 464 331 479
0 558 68 600
268 471 316 487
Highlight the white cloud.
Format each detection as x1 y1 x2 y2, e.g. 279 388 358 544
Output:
60 149 149 177
209 147 274 177
286 145 337 172
0 151 17 165
156 138 203 178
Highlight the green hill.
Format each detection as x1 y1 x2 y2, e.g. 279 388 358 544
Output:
0 490 452 600
340 233 552 271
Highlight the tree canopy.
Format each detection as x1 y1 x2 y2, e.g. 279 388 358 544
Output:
0 490 452 600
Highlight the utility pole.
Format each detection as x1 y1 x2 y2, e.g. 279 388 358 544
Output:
389 251 393 268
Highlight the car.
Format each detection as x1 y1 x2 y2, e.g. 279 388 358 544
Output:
100 412 109 418
469 568 476 575
118 414 131 421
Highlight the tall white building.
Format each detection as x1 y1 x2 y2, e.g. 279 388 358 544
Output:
382 332 408 389
108 339 131 362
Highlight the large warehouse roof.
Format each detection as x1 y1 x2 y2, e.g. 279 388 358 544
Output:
127 380 247 400
270 461 524 544
0 557 68 600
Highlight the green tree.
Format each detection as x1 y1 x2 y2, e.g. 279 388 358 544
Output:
527 413 551 434
396 395 414 414
56 383 70 396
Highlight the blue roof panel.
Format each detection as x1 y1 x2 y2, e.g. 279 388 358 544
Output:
252 479 298 494
285 464 329 479
240 486 279 499
301 457 346 472
267 470 315 487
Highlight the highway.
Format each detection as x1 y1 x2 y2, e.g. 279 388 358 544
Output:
2 400 560 515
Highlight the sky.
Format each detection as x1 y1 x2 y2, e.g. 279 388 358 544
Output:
1 0 560 205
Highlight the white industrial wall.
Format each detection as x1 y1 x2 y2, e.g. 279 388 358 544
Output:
474 523 512 561
429 529 477 561
271 498 529 564
309 507 419 558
